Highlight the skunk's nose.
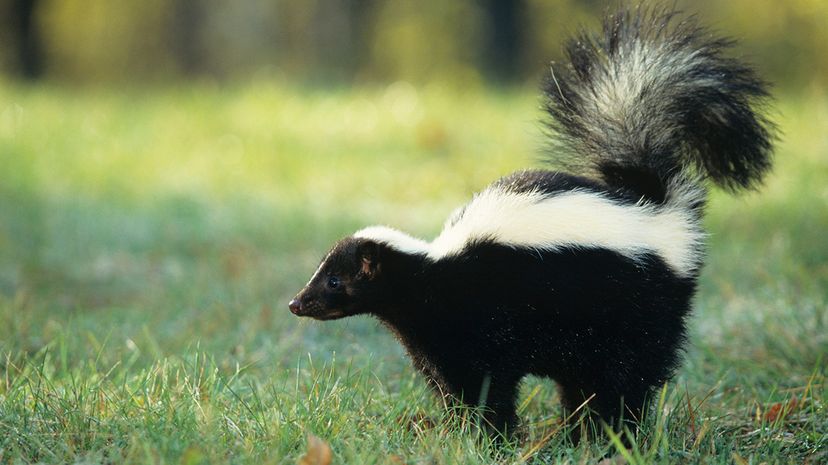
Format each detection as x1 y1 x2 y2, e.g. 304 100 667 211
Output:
288 299 302 314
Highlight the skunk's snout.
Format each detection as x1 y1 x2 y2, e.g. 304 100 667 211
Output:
288 298 302 315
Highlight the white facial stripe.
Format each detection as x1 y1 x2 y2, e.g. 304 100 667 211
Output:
353 185 703 277
305 250 333 287
354 225 430 255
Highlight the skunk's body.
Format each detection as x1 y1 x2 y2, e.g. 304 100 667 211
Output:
289 7 773 438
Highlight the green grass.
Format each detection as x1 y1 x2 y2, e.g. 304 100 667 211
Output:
0 79 826 464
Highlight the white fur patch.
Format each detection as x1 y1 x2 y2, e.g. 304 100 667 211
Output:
354 185 704 277
354 225 430 255
305 249 334 287
583 41 718 156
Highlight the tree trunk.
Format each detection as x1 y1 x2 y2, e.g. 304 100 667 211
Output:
12 0 42 79
481 0 523 83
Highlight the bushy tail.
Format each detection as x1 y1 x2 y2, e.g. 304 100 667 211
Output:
542 6 774 199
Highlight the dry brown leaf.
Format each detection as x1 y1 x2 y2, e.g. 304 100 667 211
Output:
297 434 332 465
763 396 799 423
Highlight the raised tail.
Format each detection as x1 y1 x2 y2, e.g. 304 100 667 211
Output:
542 6 775 201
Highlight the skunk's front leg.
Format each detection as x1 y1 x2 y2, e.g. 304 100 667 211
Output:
477 375 521 437
412 351 520 437
442 370 520 438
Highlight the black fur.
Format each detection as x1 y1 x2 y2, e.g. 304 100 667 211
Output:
292 236 694 437
290 6 773 441
492 169 646 204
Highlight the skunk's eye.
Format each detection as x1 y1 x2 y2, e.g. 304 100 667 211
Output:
327 276 341 289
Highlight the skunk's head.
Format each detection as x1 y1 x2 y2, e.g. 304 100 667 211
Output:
289 237 385 320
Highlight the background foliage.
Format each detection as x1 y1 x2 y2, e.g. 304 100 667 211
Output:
0 0 827 89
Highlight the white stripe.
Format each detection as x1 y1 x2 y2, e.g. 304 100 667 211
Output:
354 225 430 255
353 185 703 277
305 249 334 287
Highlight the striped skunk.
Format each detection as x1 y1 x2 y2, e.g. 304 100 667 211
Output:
288 7 774 438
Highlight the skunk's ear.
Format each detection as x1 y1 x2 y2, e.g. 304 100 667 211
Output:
357 240 382 277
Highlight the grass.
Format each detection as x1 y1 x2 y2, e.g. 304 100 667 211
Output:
0 79 826 464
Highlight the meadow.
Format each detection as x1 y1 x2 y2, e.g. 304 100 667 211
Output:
0 80 826 464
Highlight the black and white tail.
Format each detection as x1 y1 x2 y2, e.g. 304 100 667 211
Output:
543 6 774 201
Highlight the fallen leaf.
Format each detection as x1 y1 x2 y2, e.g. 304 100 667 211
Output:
763 396 799 423
297 434 332 465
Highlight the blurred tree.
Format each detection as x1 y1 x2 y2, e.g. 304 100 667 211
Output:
346 0 377 79
9 0 43 79
171 0 206 76
312 0 378 80
370 1 483 83
480 0 524 83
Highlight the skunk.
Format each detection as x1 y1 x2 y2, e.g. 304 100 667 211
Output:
288 6 773 438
